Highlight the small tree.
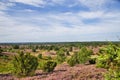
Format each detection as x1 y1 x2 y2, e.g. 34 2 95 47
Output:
12 52 38 77
42 61 57 72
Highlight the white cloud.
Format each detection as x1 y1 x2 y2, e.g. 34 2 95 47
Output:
78 11 104 19
0 2 14 10
0 0 120 42
8 0 66 7
78 0 108 10
9 0 46 7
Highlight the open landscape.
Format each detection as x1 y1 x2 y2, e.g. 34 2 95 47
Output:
0 42 120 80
0 0 120 80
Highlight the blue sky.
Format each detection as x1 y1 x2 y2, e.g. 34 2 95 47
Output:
0 0 120 42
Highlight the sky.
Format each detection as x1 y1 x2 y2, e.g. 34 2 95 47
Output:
0 0 120 42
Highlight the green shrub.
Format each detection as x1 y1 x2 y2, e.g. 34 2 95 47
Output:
77 47 93 64
89 55 97 64
0 61 13 74
13 45 19 49
89 58 96 64
56 49 66 63
32 48 36 52
41 61 57 72
46 56 52 60
96 44 120 79
67 53 78 66
66 51 70 56
12 52 38 77
67 47 93 66
0 47 3 53
38 54 42 59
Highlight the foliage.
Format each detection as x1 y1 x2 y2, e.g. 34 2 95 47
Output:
96 44 120 79
0 55 8 60
66 51 70 56
38 54 42 59
0 61 13 74
67 53 78 66
46 56 52 60
41 60 57 72
67 47 93 66
32 48 36 52
0 47 3 53
56 49 66 63
12 52 38 77
13 45 19 49
77 47 93 64
89 56 96 64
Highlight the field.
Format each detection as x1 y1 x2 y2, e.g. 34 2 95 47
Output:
0 42 120 80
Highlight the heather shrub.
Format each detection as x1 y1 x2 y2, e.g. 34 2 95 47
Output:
12 52 38 77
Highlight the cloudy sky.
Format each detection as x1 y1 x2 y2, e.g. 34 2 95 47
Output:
0 0 120 42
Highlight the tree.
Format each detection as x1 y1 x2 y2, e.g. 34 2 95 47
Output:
12 52 38 77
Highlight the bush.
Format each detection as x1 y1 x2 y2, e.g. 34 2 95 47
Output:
56 49 66 63
89 55 97 64
66 51 70 56
13 45 19 49
89 58 96 64
96 44 120 79
67 47 93 66
32 48 36 52
12 52 38 77
67 53 78 66
38 54 42 59
0 47 3 53
41 61 57 72
77 47 93 64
